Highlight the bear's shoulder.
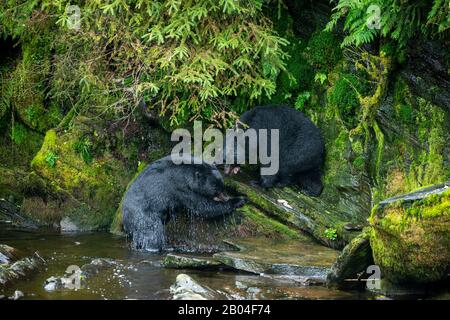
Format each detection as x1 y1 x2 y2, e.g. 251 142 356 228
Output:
241 104 308 128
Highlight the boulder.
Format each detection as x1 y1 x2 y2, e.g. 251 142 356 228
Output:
326 228 374 288
225 176 368 249
369 183 450 284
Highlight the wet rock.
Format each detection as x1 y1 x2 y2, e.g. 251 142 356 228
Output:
44 276 64 292
162 254 225 270
326 229 374 288
10 290 24 300
0 244 20 265
344 223 363 231
59 217 79 233
0 248 45 288
170 274 219 300
401 40 450 111
81 258 116 278
369 183 450 284
213 237 339 280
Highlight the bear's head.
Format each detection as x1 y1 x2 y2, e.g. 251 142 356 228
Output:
192 163 230 202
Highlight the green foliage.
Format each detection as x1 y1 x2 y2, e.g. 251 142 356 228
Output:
74 137 93 164
314 72 327 85
0 0 289 128
352 155 366 170
10 122 27 145
324 228 338 241
294 91 311 111
269 38 314 105
44 150 58 167
305 31 342 72
326 0 449 48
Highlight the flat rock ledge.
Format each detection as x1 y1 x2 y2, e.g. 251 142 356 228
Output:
164 237 339 283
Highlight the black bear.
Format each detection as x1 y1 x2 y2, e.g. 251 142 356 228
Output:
224 104 325 196
122 155 245 251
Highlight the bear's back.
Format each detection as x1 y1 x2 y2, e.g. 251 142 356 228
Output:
124 155 219 203
240 104 321 141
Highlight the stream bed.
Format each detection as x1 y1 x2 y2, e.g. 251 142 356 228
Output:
0 222 446 300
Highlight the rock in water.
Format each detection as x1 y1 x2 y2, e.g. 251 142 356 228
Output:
170 274 218 300
326 229 374 288
59 217 80 233
213 237 339 280
11 290 24 300
369 182 450 284
162 254 224 269
0 245 44 288
0 244 19 265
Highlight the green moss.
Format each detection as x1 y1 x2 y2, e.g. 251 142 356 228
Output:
370 187 450 284
405 189 450 219
352 155 366 170
31 129 57 167
324 228 338 241
328 73 364 129
372 74 449 202
238 206 302 239
372 120 385 185
44 151 58 168
31 127 132 230
305 31 342 73
10 122 27 145
323 130 352 186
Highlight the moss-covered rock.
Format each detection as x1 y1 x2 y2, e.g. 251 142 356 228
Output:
326 228 374 288
372 76 450 203
162 254 224 270
225 175 367 249
29 126 132 230
369 183 450 284
22 110 173 231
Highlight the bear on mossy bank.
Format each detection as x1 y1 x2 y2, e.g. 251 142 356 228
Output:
225 105 325 196
122 156 246 251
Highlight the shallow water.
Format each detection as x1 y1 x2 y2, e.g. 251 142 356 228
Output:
0 223 445 300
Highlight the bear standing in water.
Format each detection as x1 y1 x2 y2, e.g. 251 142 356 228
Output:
122 156 246 251
225 105 325 196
